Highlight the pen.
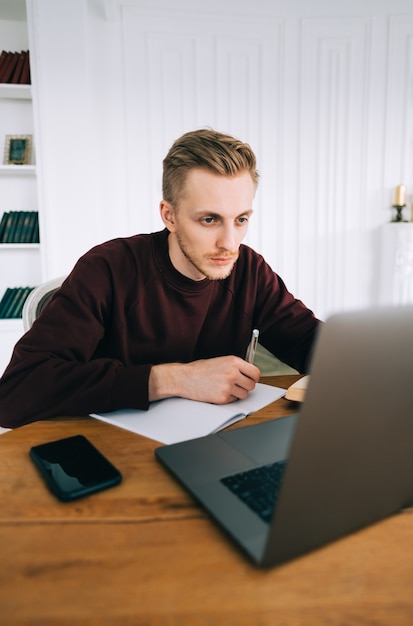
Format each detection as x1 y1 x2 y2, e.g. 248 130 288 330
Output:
245 329 259 364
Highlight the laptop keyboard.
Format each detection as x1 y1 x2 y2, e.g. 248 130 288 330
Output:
220 460 287 524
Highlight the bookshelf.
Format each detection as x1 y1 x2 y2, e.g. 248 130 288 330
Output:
0 45 40 372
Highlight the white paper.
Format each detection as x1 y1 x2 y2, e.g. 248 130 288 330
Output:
92 382 286 444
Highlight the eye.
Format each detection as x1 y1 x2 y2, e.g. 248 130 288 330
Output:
237 216 249 225
201 216 216 225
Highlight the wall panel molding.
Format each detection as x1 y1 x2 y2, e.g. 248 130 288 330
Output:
385 17 413 202
297 17 373 315
121 5 395 319
25 0 413 318
122 6 284 254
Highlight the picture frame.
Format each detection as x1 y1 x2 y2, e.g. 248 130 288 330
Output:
3 134 33 165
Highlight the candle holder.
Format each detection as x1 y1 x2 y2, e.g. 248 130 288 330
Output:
391 204 407 222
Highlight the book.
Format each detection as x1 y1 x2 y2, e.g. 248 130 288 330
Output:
0 50 8 77
20 211 33 243
2 211 20 243
18 287 34 317
29 212 40 243
5 288 22 319
20 50 31 85
0 286 35 318
0 51 30 84
0 212 39 243
0 52 19 84
0 212 9 240
12 211 27 242
0 52 12 82
285 375 310 402
1 288 20 318
0 288 14 318
8 287 30 318
92 382 286 445
1 212 16 242
10 51 26 84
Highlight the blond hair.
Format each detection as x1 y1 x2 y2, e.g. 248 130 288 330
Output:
162 128 259 206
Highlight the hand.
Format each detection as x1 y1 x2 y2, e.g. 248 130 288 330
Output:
149 355 260 405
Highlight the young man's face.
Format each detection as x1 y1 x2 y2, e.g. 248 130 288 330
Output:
160 168 255 281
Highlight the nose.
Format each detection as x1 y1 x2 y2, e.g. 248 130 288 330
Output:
216 224 237 251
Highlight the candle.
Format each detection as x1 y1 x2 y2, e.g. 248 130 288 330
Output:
394 184 406 206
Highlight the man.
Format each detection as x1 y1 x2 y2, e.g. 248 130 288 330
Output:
0 129 320 428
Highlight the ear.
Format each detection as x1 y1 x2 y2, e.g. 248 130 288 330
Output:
159 200 177 233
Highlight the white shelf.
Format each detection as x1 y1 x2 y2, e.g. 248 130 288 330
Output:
0 243 40 250
0 318 24 330
0 164 35 175
0 84 31 100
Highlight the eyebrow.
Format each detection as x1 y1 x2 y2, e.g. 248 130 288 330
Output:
195 209 254 219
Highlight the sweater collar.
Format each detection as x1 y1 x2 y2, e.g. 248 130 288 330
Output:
153 229 214 292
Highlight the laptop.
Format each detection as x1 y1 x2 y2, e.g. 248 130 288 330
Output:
155 306 413 568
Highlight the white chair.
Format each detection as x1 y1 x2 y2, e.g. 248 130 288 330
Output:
0 277 65 434
22 276 66 331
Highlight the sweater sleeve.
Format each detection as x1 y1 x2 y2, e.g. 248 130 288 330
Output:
0 253 151 429
252 262 321 374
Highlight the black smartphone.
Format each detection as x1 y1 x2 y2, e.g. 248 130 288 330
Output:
30 434 122 502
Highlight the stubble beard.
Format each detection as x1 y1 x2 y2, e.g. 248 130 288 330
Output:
176 232 238 281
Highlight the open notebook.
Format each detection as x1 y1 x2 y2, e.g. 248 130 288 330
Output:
92 382 285 444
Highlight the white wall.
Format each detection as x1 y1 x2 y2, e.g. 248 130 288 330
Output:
26 0 413 320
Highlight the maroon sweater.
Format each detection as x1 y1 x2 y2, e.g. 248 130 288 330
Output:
0 229 320 427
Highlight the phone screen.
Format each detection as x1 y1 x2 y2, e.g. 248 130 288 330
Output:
30 434 122 501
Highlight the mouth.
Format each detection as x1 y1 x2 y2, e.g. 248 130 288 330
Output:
211 256 233 263
210 256 237 267
209 252 238 263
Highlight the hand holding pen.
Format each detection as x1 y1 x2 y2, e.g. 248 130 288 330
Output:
149 330 260 405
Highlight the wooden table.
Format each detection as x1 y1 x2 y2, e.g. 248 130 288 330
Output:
1 375 413 625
